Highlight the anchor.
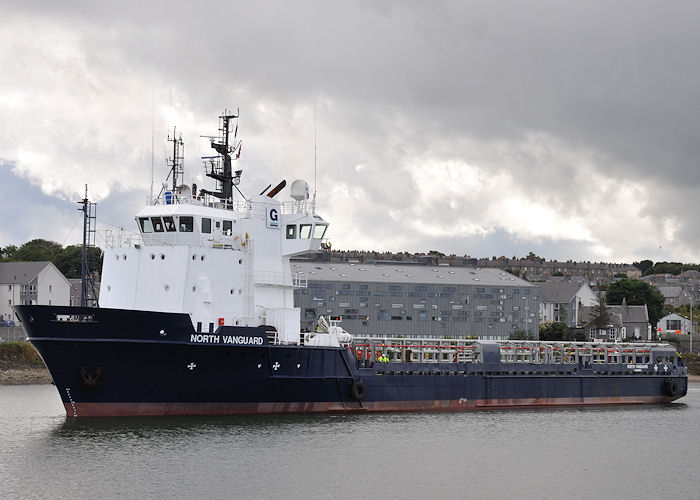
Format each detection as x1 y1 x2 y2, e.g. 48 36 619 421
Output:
80 366 103 388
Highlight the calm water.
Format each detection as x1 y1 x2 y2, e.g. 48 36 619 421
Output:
1 384 699 500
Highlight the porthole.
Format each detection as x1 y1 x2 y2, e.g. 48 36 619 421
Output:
115 255 119 261
164 284 170 291
106 285 111 292
161 254 165 260
192 254 197 260
122 254 127 260
230 289 234 295
238 259 242 264
192 286 197 292
201 255 205 261
151 254 155 260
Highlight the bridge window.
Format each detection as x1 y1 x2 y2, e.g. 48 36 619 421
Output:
286 224 297 239
312 224 327 239
202 218 212 234
139 217 153 233
179 216 194 232
300 224 312 238
163 217 176 232
223 220 233 236
151 217 164 232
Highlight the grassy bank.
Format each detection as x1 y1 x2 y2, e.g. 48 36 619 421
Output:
0 342 52 385
0 342 45 369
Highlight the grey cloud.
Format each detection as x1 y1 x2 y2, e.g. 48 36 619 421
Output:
2 1 700 261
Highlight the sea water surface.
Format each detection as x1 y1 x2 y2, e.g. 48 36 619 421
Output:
1 383 699 500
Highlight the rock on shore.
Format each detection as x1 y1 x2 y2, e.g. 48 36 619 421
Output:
0 367 53 385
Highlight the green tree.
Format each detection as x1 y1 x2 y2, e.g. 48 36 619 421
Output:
633 259 654 274
526 251 543 262
606 278 665 327
53 245 102 279
11 239 63 262
538 321 570 341
589 293 611 329
509 328 534 340
1 245 18 261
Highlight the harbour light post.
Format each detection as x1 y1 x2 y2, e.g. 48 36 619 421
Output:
523 297 528 338
690 296 693 354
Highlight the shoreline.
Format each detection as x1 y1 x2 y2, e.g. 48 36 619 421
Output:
2 367 699 386
0 367 53 385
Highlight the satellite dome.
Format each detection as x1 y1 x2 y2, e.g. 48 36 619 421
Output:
290 179 309 201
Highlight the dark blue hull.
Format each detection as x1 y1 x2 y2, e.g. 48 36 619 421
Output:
15 305 688 417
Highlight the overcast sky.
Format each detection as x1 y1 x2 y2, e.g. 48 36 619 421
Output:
1 1 699 264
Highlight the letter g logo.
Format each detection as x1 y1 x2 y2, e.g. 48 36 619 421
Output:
270 208 278 221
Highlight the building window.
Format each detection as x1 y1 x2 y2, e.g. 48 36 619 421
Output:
223 220 233 236
286 225 297 239
201 218 212 233
667 319 681 330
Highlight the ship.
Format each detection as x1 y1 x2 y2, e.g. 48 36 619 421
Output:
15 111 688 417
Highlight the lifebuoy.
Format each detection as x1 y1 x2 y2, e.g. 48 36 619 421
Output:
665 379 681 397
350 380 366 401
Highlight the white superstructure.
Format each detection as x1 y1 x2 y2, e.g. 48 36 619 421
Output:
99 112 327 344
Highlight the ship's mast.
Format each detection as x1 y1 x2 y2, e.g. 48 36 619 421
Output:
199 109 243 204
78 185 99 307
167 127 184 192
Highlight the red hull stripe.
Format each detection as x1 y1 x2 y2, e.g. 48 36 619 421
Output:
65 396 676 417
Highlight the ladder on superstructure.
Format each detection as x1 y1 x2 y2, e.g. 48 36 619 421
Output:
78 185 99 307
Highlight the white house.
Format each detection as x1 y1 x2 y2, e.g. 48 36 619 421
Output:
0 262 71 322
538 281 597 327
656 313 691 336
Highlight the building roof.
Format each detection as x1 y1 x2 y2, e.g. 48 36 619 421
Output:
580 304 649 325
658 313 686 322
537 282 584 303
0 261 54 284
291 261 536 288
658 286 682 299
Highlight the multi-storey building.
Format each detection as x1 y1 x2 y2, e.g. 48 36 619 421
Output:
0 261 71 322
292 261 538 339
